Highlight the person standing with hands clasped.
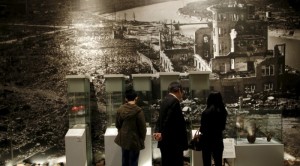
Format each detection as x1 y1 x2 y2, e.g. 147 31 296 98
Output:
115 89 147 166
153 81 188 166
200 91 228 166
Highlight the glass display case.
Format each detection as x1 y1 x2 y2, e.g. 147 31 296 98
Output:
188 71 211 129
136 91 152 126
106 92 124 126
67 92 90 127
104 74 125 127
188 71 210 99
159 72 180 98
232 107 284 166
132 74 154 126
66 75 92 166
235 111 283 144
66 75 91 128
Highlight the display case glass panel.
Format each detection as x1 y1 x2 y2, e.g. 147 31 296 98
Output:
159 72 180 98
66 75 91 129
67 92 90 127
132 74 153 126
136 91 152 126
106 92 124 127
104 74 125 127
66 75 92 166
235 111 282 144
187 71 210 129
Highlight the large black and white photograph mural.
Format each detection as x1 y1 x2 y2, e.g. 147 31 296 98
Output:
1 0 300 165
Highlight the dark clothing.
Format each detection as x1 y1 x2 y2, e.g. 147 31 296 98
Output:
115 103 146 151
200 105 227 166
202 140 224 166
160 144 184 166
122 148 140 166
155 94 188 166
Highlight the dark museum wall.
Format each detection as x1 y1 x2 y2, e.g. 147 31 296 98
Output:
0 0 300 165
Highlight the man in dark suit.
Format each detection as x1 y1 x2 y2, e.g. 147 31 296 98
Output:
153 81 188 166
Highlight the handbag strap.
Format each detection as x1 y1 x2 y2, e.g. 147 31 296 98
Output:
194 128 201 137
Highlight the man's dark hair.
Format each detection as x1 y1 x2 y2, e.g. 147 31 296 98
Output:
168 81 182 93
125 89 137 101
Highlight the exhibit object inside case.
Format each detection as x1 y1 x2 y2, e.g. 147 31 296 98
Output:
235 112 282 144
67 92 90 126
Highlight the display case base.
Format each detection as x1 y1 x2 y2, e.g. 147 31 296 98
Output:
65 128 87 166
234 138 284 166
190 137 283 166
104 127 152 166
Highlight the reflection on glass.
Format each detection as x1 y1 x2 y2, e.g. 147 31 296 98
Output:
106 92 123 127
67 92 90 127
235 112 282 144
136 91 152 127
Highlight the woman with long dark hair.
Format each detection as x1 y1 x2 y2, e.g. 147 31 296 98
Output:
200 91 228 166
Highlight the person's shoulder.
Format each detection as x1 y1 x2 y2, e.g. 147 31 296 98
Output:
128 104 142 112
164 93 172 98
163 94 178 105
165 94 178 103
162 94 171 101
204 105 215 113
206 105 215 110
117 104 125 111
135 105 143 112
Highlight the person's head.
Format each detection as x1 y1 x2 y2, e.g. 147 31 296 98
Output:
207 91 224 108
125 88 138 102
168 81 183 100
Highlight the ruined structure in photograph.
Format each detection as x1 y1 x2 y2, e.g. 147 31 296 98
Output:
0 0 300 165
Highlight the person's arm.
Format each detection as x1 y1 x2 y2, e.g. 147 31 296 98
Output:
156 98 178 141
221 109 228 131
153 113 162 141
137 110 147 141
153 98 173 141
115 109 122 129
200 111 207 134
160 104 173 134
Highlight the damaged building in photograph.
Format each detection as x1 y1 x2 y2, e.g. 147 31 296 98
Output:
193 1 286 102
158 22 196 72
